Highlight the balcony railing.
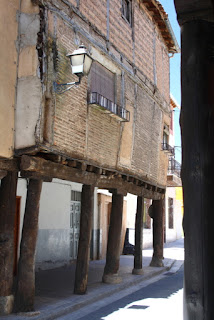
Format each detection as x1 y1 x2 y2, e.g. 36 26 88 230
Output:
88 92 130 122
168 157 181 178
162 142 175 156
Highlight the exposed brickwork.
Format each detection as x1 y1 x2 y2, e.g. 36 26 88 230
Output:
87 107 120 168
43 0 173 187
80 0 107 37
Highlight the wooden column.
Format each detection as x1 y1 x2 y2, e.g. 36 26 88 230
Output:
179 19 214 320
74 185 94 294
102 191 124 284
0 172 18 315
14 179 43 312
150 199 164 267
132 196 144 275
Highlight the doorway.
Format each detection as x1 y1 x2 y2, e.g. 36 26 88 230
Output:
70 191 81 260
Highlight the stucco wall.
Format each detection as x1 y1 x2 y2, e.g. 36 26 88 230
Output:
15 2 42 150
0 0 19 158
17 178 83 270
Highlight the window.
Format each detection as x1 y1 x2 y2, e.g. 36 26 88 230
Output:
88 61 130 122
122 0 132 25
163 124 169 144
90 62 115 103
168 197 174 229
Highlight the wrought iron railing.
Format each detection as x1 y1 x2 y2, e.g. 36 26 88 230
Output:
88 92 130 122
162 142 175 156
168 157 181 177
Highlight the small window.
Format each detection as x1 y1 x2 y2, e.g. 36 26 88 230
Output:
163 124 169 141
122 0 132 25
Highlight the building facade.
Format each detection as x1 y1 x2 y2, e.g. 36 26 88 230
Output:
0 0 178 314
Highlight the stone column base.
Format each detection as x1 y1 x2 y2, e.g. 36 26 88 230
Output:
0 295 14 315
102 274 122 284
132 268 144 275
149 256 164 267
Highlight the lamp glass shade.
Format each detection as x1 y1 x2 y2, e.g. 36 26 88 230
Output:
68 46 93 77
83 54 93 75
71 54 84 75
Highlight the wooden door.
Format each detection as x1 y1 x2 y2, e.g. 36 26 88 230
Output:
70 201 81 260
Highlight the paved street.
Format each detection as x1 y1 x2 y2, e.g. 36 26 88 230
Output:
1 239 184 320
56 265 184 320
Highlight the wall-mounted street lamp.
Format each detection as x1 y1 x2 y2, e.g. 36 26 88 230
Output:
53 45 93 94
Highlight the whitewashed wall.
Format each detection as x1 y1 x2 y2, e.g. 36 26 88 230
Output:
17 178 82 270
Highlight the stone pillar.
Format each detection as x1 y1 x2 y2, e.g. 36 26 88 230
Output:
14 179 43 312
74 185 94 294
179 19 214 320
102 191 124 284
0 172 18 315
150 199 164 267
132 196 144 275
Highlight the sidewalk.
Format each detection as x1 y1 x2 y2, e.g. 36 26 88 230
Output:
2 238 184 320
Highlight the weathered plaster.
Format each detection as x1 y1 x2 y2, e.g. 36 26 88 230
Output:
18 46 39 78
0 0 19 158
21 0 40 14
19 13 40 48
15 77 42 149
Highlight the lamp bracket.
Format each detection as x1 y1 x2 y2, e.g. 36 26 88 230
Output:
53 77 82 94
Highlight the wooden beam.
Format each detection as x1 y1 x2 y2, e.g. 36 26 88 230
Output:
102 193 124 284
150 199 164 267
0 159 19 172
20 171 52 183
0 172 18 315
0 170 7 179
74 185 94 294
132 196 144 275
20 155 98 185
20 155 164 199
14 179 43 312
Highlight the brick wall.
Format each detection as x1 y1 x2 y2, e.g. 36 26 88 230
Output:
43 0 171 187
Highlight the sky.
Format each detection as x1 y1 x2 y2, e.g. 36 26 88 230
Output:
159 0 182 163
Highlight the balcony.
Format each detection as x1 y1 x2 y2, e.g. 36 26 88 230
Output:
167 157 182 187
162 142 175 156
88 92 130 122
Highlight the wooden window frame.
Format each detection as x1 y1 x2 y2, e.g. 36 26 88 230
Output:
122 0 132 26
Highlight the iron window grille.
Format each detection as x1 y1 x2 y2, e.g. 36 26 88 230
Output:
162 142 175 156
88 92 130 122
168 157 181 177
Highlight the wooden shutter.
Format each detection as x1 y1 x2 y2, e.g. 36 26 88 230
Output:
90 62 115 102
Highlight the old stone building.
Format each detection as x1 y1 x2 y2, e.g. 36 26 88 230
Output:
0 0 179 314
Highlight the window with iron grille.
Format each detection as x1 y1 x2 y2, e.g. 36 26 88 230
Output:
168 197 174 229
122 0 132 25
88 62 130 122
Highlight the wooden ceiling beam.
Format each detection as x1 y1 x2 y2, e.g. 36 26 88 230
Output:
20 155 164 199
